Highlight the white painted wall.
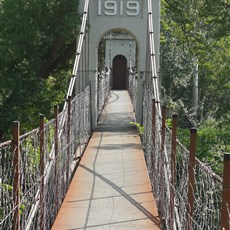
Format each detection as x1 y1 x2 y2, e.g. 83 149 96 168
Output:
105 35 136 69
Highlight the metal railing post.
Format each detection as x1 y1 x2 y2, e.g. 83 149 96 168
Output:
221 153 230 230
187 128 197 230
66 96 71 188
13 121 20 230
160 105 166 222
39 115 45 230
54 105 59 211
170 114 177 229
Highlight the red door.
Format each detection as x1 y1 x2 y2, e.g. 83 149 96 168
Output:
112 55 127 89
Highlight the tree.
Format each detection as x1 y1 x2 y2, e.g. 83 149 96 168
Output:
161 0 230 174
161 0 230 124
0 0 81 140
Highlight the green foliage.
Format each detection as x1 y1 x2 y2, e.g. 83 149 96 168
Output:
177 128 190 149
130 122 144 137
161 0 230 123
174 117 230 175
22 136 40 167
197 117 230 175
1 183 13 192
20 203 26 215
0 0 81 140
166 118 172 129
161 0 230 174
0 183 13 220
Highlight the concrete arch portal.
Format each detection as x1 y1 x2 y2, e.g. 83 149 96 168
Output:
78 0 160 128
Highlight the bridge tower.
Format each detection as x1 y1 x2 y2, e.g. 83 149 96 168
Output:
79 0 160 128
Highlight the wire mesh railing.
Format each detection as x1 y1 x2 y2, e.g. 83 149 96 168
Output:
191 159 222 229
20 128 40 230
142 86 171 228
97 69 111 119
143 0 230 228
0 141 14 229
0 85 92 230
142 85 230 229
128 69 137 112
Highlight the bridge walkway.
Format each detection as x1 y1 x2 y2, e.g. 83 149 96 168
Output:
51 90 160 229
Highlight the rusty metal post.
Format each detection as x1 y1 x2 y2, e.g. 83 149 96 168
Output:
66 96 71 187
187 128 197 230
170 114 177 229
54 105 59 211
13 121 20 230
159 105 166 221
221 153 230 230
39 115 45 230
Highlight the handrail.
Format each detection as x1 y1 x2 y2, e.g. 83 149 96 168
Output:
67 0 89 100
147 0 161 116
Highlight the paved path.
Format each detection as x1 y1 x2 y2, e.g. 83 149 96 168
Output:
52 90 160 229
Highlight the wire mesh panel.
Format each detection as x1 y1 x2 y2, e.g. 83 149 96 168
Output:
0 141 14 229
57 108 69 203
19 129 40 230
173 141 190 228
72 85 91 159
42 119 56 229
142 86 171 229
128 70 137 112
142 86 153 176
43 85 91 230
97 70 111 119
191 160 222 229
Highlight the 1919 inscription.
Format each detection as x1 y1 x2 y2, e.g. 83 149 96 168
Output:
98 0 140 16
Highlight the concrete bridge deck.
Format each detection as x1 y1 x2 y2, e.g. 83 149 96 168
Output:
52 90 160 229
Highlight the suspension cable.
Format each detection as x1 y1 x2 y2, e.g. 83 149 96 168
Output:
147 0 161 117
66 0 89 102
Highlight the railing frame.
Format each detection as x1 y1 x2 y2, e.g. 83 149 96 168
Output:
13 121 20 230
39 115 45 230
54 105 59 212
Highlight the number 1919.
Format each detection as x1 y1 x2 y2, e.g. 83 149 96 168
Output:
98 0 140 16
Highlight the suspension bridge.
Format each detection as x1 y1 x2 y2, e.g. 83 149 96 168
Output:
0 0 230 229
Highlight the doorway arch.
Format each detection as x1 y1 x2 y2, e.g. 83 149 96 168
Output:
112 55 127 89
